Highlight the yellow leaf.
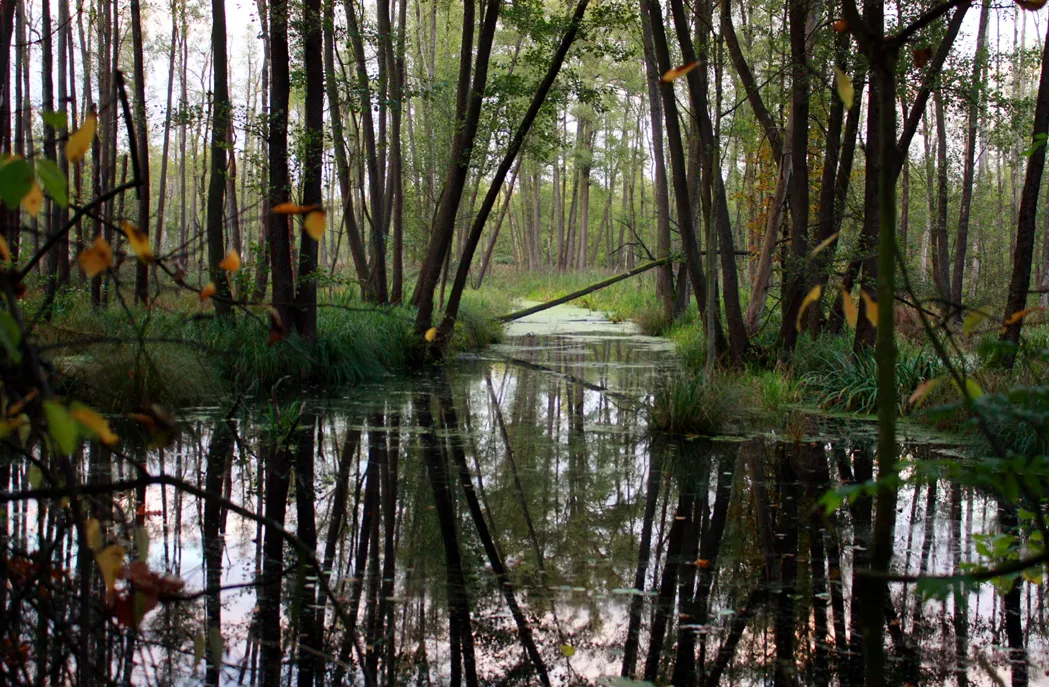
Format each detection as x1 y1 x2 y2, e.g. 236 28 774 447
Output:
560 644 576 658
908 376 942 407
424 327 438 343
660 61 700 83
964 378 983 400
71 404 118 446
0 235 10 262
796 285 822 330
841 288 858 328
66 111 97 163
200 282 216 303
1004 306 1046 327
1023 567 1043 584
121 221 153 264
86 518 102 551
834 66 855 109
271 202 321 215
963 307 992 336
95 544 125 595
860 291 879 327
218 249 240 272
77 236 113 278
810 232 839 258
304 210 326 241
20 182 43 218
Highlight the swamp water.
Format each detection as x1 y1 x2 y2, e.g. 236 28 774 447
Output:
21 304 1049 685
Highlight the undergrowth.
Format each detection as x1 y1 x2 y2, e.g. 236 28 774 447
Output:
35 286 506 411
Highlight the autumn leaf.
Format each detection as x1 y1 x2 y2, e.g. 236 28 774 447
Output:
1004 306 1045 327
796 285 822 330
199 282 216 303
661 61 699 83
841 288 858 329
832 18 849 32
963 306 992 336
44 400 77 455
860 291 879 327
71 403 118 446
0 236 11 263
271 202 321 215
267 307 287 346
193 632 206 672
908 377 942 407
424 327 438 343
20 182 43 218
912 47 933 68
560 644 576 658
809 232 839 258
304 210 326 240
95 545 125 595
77 236 113 279
121 221 153 263
66 111 97 163
834 66 854 109
218 249 240 272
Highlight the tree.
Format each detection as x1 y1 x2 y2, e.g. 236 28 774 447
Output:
206 0 233 318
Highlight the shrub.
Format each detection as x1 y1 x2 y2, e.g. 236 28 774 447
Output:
650 371 745 435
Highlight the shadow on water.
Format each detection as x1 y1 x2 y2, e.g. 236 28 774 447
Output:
19 304 1048 686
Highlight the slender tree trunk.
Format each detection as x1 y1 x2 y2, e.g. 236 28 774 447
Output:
267 0 294 327
130 0 150 303
933 88 951 303
951 0 991 312
206 0 233 318
1001 18 1049 359
292 0 323 337
153 4 178 287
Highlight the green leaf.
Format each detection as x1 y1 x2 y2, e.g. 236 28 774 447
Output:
0 310 22 363
27 464 44 490
41 110 68 130
134 526 150 561
44 400 78 456
193 632 205 672
963 307 992 336
35 159 68 207
0 158 34 208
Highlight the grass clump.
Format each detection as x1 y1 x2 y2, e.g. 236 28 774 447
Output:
798 336 942 414
650 372 745 435
36 287 506 410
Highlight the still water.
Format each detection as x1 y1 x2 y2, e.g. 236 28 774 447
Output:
14 304 1048 686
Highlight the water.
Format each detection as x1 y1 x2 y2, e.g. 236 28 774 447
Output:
9 304 1048 686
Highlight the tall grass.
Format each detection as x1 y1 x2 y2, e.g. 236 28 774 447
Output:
650 372 746 435
35 287 506 410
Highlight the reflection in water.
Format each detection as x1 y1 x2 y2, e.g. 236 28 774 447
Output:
4 305 1048 686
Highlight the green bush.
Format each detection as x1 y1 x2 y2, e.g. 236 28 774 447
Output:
650 371 744 435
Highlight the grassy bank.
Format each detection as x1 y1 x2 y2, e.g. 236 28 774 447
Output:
35 286 509 411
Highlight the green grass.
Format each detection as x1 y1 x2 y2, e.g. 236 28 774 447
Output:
650 371 746 435
35 286 506 411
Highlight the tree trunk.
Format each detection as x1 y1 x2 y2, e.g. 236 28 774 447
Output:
153 4 178 287
292 0 323 338
130 0 150 303
267 0 294 328
933 88 951 303
206 0 233 318
951 0 991 313
1000 18 1049 360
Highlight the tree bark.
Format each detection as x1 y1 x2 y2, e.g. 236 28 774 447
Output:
206 0 233 318
1000 17 1049 359
951 0 991 312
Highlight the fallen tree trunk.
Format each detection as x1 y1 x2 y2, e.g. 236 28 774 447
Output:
497 253 744 323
